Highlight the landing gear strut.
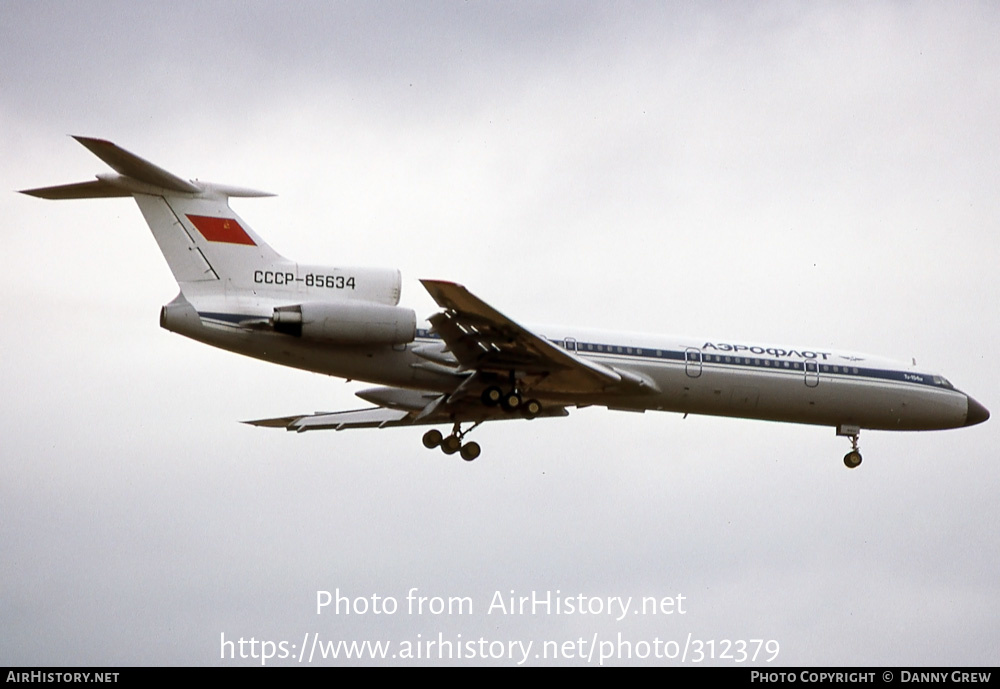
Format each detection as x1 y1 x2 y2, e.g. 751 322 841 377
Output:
426 375 544 460
837 425 863 469
422 422 482 462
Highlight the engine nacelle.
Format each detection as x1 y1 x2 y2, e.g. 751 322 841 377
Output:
273 301 416 345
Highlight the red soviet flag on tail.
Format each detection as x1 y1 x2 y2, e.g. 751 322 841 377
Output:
186 214 256 246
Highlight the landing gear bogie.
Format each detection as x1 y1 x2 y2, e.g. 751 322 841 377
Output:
422 421 484 462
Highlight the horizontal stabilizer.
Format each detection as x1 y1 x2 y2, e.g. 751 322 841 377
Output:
71 136 201 193
21 137 274 200
19 179 131 199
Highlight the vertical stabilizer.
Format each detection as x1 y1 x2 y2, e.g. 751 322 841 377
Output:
20 137 284 294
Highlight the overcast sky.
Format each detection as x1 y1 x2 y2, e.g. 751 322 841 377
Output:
2 1 998 666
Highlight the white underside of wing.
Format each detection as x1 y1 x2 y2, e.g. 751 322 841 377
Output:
245 407 413 432
244 391 571 433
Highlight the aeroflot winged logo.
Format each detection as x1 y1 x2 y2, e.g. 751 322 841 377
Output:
187 214 256 246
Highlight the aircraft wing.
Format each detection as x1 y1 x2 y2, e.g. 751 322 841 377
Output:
420 279 657 395
245 407 414 432
245 394 569 433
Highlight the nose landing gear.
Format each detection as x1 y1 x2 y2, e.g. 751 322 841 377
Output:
837 425 863 469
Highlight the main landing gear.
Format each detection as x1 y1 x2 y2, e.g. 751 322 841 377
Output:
480 385 542 419
422 422 482 462
421 383 543 462
837 425 863 469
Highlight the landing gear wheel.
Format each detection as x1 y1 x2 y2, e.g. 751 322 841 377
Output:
844 451 862 469
441 435 461 455
523 398 542 419
521 399 542 419
837 426 863 469
460 442 481 462
501 391 522 412
422 429 443 449
481 386 503 407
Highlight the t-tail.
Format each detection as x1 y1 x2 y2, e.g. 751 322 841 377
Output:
20 137 415 348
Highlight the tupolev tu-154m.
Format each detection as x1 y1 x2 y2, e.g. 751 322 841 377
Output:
21 137 989 468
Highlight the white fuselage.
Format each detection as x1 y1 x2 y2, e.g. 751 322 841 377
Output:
162 296 972 433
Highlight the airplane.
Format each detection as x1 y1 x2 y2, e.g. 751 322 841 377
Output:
21 137 989 468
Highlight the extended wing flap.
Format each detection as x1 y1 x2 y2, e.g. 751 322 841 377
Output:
429 309 545 372
244 407 413 432
421 279 624 393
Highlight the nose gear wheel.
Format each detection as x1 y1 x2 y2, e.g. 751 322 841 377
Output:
840 430 863 469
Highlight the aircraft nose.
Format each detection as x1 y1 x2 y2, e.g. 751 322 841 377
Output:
965 396 990 427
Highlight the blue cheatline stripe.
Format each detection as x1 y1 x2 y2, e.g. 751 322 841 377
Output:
196 319 952 391
413 329 952 390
